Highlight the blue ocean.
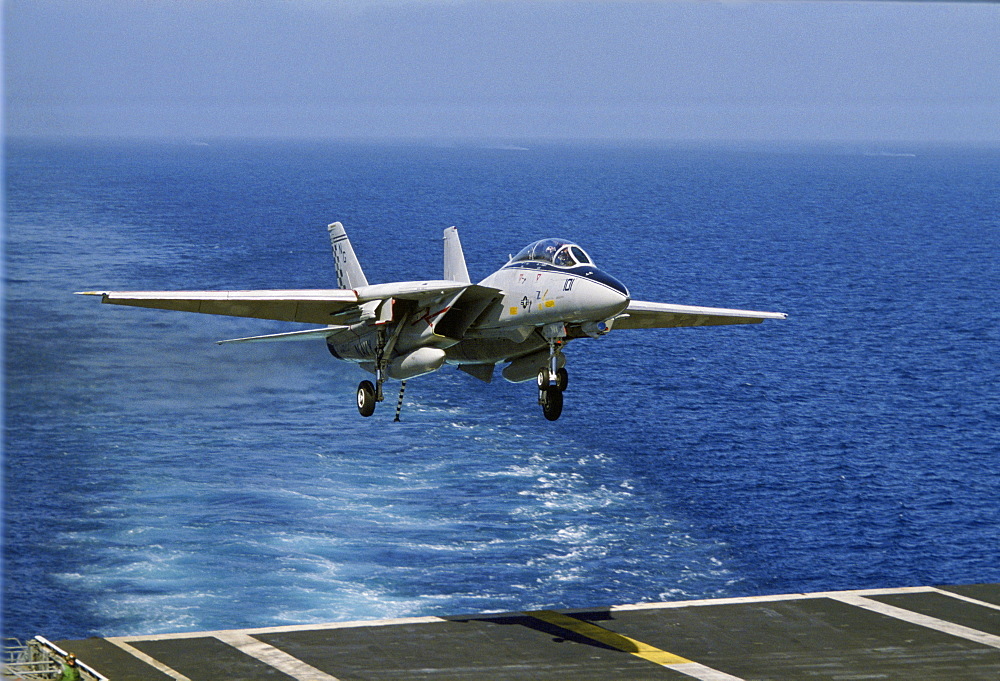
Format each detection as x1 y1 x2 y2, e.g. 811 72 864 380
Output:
4 139 999 642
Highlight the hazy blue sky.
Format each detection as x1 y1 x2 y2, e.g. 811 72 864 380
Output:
4 0 999 143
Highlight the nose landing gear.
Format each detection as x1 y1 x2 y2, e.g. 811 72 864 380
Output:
538 379 564 421
537 324 569 421
537 365 568 421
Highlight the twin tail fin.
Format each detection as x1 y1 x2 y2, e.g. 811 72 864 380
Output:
443 226 471 283
327 222 369 289
329 222 473 289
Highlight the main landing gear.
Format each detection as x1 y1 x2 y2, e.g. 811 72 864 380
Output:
356 378 408 419
356 327 408 420
537 324 569 421
357 380 377 417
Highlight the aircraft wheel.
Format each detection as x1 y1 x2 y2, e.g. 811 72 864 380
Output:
357 380 377 417
541 386 563 421
537 368 550 390
554 367 568 392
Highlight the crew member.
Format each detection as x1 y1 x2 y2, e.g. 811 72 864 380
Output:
57 653 81 681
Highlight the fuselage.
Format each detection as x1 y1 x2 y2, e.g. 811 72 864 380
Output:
479 258 629 329
327 238 630 380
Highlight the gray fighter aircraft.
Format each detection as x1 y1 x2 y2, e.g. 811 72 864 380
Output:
79 223 786 421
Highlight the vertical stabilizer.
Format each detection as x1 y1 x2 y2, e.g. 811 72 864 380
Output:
328 222 369 289
443 226 471 284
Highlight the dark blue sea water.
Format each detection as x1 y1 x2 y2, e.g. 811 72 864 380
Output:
4 139 999 642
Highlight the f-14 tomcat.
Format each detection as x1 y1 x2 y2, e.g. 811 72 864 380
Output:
79 223 786 421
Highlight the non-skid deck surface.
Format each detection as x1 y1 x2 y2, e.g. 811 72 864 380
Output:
57 584 1000 680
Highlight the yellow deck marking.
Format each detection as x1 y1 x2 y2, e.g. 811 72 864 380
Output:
527 610 745 680
529 609 690 664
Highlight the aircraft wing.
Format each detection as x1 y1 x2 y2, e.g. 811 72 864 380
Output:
76 289 361 325
614 300 787 329
76 280 481 326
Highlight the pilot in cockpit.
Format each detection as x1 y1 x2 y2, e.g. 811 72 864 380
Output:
554 248 574 267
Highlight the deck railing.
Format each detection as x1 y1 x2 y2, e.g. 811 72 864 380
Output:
1 637 107 681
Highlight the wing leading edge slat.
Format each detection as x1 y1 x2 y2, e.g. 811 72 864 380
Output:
615 300 787 329
76 289 360 325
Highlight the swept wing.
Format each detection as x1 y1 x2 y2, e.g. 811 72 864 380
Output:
76 289 360 325
615 300 787 329
77 280 481 326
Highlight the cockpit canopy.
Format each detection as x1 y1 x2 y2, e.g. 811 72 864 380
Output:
510 238 594 268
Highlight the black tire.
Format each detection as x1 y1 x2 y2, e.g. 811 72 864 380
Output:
555 367 569 392
357 380 376 417
537 368 550 390
541 386 563 421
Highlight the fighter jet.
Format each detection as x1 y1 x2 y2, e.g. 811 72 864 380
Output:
79 223 786 421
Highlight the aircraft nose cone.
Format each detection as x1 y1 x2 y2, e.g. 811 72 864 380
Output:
584 269 630 318
603 272 630 300
601 286 630 318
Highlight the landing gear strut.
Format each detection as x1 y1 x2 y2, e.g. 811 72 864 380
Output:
357 321 415 419
537 324 568 421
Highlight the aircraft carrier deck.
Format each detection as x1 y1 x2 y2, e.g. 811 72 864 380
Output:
34 583 1000 680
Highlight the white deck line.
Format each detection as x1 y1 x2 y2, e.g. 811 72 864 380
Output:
669 662 746 681
214 632 342 681
609 586 937 612
104 638 192 681
930 586 1000 611
828 594 1000 649
112 615 447 642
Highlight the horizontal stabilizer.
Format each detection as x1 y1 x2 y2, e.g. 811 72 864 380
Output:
217 327 346 345
458 363 495 383
615 301 786 329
